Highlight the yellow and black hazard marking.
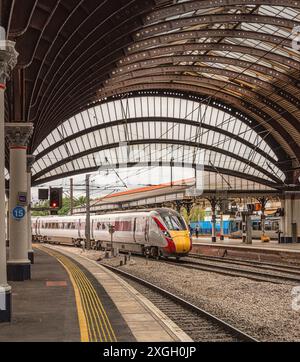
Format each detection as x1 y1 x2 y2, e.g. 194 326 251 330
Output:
39 246 117 343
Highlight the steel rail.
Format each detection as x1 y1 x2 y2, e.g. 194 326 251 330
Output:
102 263 259 342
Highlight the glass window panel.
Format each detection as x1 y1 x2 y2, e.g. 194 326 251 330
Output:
185 101 195 121
126 98 135 119
107 102 116 122
173 98 180 119
167 97 174 118
179 99 187 119
99 129 108 144
95 106 104 124
101 104 110 123
141 98 149 117
106 127 115 144
87 133 97 149
81 111 91 128
75 115 85 132
115 100 124 120
148 97 155 117
154 97 161 117
134 98 142 118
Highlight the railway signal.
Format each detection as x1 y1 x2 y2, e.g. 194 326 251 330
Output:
49 188 63 211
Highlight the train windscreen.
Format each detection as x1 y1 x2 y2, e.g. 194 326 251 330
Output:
158 211 187 231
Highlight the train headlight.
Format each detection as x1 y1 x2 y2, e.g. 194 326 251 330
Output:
163 230 171 238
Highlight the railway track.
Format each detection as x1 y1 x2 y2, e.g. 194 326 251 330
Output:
117 251 300 284
167 257 300 285
188 253 300 273
102 264 259 342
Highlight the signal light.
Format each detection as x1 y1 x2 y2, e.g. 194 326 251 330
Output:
49 188 62 210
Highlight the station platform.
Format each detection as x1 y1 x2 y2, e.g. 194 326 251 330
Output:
192 238 300 265
0 246 191 342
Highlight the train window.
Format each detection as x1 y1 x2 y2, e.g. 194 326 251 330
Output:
229 221 239 232
272 221 279 231
115 220 132 232
253 222 260 231
159 212 187 231
265 222 272 231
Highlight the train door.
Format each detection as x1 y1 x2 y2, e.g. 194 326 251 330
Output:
292 223 297 243
133 218 137 242
91 220 95 240
145 218 149 244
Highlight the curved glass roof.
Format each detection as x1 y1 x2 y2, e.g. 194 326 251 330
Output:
3 0 300 187
31 95 285 187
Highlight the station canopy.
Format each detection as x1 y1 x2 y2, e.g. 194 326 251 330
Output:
2 0 300 190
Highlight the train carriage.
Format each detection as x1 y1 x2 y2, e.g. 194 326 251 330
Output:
32 208 192 259
228 216 282 240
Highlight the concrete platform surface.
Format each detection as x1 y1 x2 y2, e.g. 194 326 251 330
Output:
1 243 192 342
0 248 80 342
192 238 300 264
193 237 300 253
41 244 192 343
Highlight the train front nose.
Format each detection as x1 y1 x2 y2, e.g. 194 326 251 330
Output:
169 231 191 254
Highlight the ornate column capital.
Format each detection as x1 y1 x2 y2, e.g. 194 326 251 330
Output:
0 27 18 85
5 122 34 148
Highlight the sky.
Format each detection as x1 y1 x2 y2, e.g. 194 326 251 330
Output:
31 165 200 204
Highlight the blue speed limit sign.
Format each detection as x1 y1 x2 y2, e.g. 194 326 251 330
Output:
12 206 26 220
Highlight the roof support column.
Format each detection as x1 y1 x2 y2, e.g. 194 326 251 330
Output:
6 123 33 281
281 193 300 244
207 197 217 243
0 29 18 322
27 156 35 264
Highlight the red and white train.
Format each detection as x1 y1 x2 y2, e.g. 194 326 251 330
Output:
32 208 192 259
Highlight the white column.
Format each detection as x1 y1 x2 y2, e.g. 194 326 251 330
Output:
6 123 33 281
0 80 11 321
282 193 300 243
0 30 18 322
279 196 285 243
27 156 35 264
283 194 293 243
293 196 300 243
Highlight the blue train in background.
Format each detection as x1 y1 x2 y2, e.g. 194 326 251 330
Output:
190 221 230 235
190 216 281 239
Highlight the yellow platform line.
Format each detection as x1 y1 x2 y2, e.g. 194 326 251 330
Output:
64 256 117 342
68 263 112 342
37 246 117 342
64 260 105 342
42 247 116 342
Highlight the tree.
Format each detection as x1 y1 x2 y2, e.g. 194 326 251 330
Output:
189 206 205 223
58 196 87 216
31 200 50 217
180 208 189 225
